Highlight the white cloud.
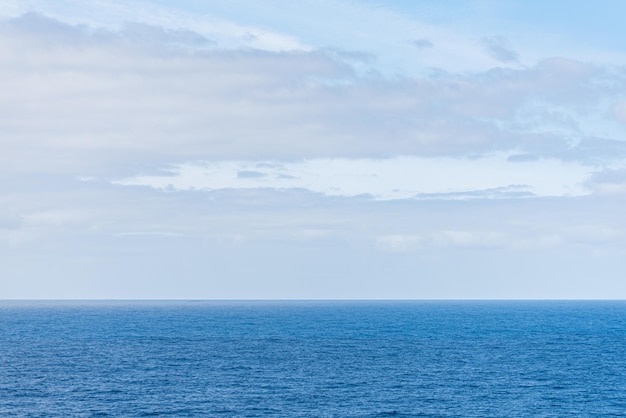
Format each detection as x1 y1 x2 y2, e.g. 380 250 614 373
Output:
510 234 563 251
0 1 311 52
113 154 594 200
565 225 621 243
2 172 626 298
376 235 422 253
2 13 626 183
375 229 579 253
435 230 507 248
3 3 626 298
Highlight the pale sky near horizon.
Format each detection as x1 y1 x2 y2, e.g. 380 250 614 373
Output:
2 0 626 299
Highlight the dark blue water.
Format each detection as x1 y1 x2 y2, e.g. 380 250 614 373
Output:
1 301 625 417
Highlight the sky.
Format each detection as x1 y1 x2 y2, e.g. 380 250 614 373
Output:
2 0 626 299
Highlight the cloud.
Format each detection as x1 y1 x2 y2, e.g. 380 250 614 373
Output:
2 12 626 186
588 168 626 185
237 170 266 179
3 169 626 298
376 235 422 253
120 22 214 49
482 36 519 63
4 12 85 43
434 230 507 248
415 185 535 200
0 215 21 230
507 154 539 162
612 101 626 124
113 155 594 200
3 3 626 298
375 222 623 254
585 168 626 195
565 225 620 243
411 38 433 48
376 230 560 253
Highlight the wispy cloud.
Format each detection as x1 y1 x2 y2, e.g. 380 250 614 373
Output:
482 36 519 63
2 13 625 183
411 38 433 48
113 155 593 200
3 2 626 298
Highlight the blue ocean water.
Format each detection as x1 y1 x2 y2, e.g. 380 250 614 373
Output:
1 301 626 417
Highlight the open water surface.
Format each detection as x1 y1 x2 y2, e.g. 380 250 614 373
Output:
1 300 626 416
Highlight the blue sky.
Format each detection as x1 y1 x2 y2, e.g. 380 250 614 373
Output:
1 1 626 298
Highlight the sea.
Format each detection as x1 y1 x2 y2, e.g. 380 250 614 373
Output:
1 300 625 417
